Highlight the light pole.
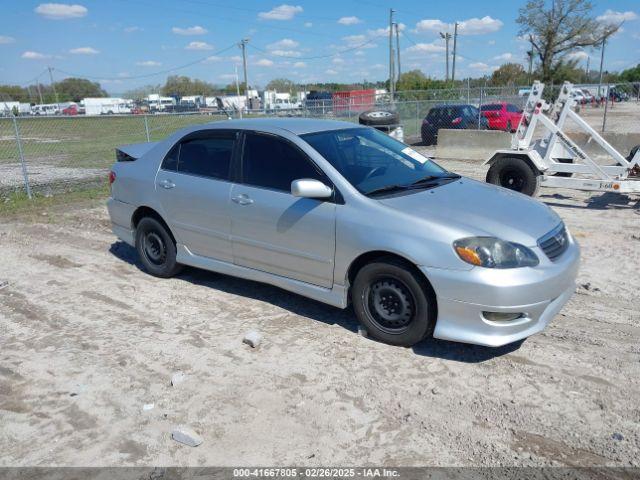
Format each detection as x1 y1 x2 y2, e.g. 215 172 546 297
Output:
451 23 458 82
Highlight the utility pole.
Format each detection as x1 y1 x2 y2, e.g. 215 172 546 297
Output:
527 49 534 81
451 22 458 82
239 39 250 111
597 36 606 99
585 55 590 83
388 8 395 100
47 66 60 110
234 65 242 119
395 22 401 82
36 80 44 104
439 32 452 82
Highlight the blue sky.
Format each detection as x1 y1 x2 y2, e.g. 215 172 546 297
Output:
1 0 639 94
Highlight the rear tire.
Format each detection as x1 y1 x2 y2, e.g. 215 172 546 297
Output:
359 109 400 126
135 217 183 278
486 157 540 197
352 258 436 347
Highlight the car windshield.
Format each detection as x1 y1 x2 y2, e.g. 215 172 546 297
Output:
301 127 455 196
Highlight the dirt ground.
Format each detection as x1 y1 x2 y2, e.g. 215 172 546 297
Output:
1 157 639 468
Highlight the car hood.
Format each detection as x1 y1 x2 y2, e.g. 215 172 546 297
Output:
377 177 561 246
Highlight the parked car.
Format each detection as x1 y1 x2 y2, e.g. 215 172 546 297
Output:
571 90 586 104
580 89 594 103
62 104 78 115
107 119 579 348
421 105 489 145
480 102 523 132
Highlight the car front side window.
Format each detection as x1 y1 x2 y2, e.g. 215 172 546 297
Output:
241 132 326 192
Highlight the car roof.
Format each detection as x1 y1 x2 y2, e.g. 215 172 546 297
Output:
204 117 358 135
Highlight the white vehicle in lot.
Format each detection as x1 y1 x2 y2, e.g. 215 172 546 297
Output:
84 98 132 115
32 104 60 116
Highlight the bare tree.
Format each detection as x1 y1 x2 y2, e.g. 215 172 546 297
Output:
517 0 619 82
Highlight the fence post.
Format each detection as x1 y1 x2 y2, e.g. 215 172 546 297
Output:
144 115 150 142
602 95 610 133
415 100 419 139
12 116 32 199
477 86 483 130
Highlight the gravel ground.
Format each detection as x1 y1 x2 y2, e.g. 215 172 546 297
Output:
0 157 639 467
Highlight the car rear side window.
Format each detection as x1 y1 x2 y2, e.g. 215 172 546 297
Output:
242 132 324 192
161 144 179 171
481 104 502 111
177 136 234 180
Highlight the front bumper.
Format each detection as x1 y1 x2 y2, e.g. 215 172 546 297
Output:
421 238 580 347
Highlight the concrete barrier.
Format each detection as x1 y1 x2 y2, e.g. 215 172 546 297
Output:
571 132 640 159
435 129 511 161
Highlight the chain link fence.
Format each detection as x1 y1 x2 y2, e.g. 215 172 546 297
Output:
1 83 638 200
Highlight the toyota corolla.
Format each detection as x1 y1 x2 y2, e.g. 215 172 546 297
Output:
107 118 580 347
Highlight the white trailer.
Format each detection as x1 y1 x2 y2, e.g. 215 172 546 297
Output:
84 97 132 115
485 81 640 196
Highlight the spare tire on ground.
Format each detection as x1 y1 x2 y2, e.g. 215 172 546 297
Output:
359 109 400 126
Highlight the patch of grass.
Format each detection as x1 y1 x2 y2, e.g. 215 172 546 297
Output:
0 183 109 220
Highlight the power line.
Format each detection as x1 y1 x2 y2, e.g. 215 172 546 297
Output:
52 44 238 81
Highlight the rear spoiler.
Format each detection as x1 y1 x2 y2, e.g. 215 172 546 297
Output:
116 141 159 161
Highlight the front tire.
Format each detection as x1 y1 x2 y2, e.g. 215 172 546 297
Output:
135 217 183 278
352 259 436 347
486 157 540 197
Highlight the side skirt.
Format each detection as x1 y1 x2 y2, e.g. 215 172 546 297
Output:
175 244 349 309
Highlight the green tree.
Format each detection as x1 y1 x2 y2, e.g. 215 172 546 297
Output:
490 63 528 86
0 85 29 103
265 78 295 92
619 64 640 83
54 78 107 102
517 0 619 82
161 75 216 97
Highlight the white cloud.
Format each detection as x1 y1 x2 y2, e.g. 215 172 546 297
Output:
487 39 496 45
566 51 589 61
34 3 87 19
229 55 242 63
332 57 345 64
338 16 362 26
258 5 303 21
415 16 503 35
270 49 301 57
219 73 237 80
0 35 16 44
203 55 222 63
172 25 208 35
293 61 306 68
255 58 274 67
325 69 338 75
369 23 405 37
124 26 141 33
69 46 99 54
493 52 514 61
371 63 385 70
343 34 366 46
469 62 497 72
185 41 213 50
21 51 51 59
354 50 365 56
136 60 161 67
596 10 638 24
304 22 312 27
267 38 299 49
406 42 446 53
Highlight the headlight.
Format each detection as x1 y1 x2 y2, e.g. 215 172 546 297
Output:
453 237 539 268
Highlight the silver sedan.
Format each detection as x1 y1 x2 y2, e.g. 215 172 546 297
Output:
107 118 579 347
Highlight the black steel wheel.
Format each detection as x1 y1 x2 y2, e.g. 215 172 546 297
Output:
135 217 183 278
486 157 540 197
352 258 436 346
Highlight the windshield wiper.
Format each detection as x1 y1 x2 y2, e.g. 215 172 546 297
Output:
409 173 461 186
365 173 461 197
364 184 412 196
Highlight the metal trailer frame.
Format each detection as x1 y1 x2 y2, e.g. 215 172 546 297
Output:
485 81 640 195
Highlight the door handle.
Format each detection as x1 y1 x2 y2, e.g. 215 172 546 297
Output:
158 179 175 189
232 194 254 205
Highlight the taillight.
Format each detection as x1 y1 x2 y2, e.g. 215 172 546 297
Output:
108 171 116 185
451 117 462 125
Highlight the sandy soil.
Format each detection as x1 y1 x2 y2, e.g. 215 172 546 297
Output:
0 157 639 467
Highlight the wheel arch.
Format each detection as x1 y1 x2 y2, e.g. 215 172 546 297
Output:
484 151 542 173
131 206 176 244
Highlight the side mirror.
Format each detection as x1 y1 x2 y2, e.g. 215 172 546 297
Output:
291 179 332 199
